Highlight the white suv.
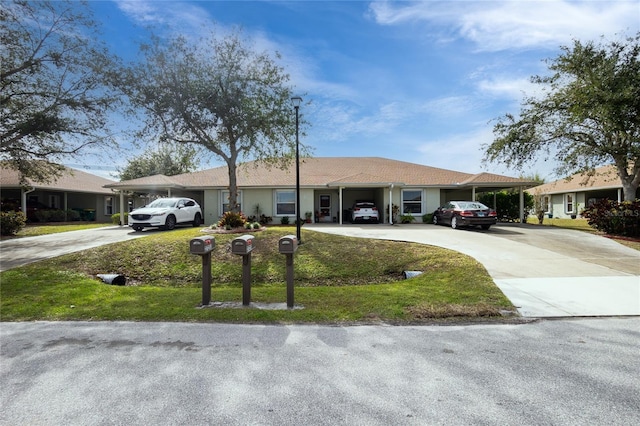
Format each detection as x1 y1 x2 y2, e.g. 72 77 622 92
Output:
128 197 202 232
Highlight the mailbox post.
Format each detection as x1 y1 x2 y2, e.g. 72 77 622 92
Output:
232 235 254 306
189 236 215 306
278 235 298 308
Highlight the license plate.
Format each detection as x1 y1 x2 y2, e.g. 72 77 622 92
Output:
477 212 485 217
363 216 370 220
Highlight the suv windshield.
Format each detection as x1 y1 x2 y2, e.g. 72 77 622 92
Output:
147 199 177 208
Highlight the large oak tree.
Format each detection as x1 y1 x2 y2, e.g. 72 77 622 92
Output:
485 33 640 201
120 29 306 213
1 0 120 183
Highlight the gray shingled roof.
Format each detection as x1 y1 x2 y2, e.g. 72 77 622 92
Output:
105 157 533 190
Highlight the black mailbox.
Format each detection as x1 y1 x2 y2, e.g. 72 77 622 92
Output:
190 236 215 254
232 235 254 255
278 235 298 254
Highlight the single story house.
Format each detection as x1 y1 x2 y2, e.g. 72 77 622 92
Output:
105 157 536 225
527 165 640 219
0 164 119 222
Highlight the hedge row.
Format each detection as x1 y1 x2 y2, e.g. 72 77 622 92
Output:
582 199 640 237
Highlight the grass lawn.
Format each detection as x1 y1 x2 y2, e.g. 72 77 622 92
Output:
1 222 112 239
0 227 515 323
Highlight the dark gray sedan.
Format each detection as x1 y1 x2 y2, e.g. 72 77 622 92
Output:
433 201 497 230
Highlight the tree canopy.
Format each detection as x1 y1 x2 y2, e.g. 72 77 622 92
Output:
119 29 307 212
0 0 120 184
484 33 640 201
118 143 198 181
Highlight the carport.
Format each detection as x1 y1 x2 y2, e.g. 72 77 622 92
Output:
104 177 204 226
324 175 404 225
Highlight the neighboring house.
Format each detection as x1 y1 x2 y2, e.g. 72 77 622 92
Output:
0 164 120 222
527 165 640 219
105 157 535 225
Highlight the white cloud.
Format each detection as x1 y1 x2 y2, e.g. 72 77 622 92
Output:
414 126 496 174
369 0 640 51
476 76 537 100
115 0 212 30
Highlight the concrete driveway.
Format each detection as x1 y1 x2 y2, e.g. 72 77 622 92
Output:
307 223 640 317
0 225 152 272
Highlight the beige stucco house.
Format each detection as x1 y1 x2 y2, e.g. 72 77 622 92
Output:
105 157 535 225
1 164 119 222
527 165 639 219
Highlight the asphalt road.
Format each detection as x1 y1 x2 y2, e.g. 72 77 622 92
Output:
1 318 639 425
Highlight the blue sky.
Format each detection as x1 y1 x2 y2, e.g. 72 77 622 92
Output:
74 0 639 180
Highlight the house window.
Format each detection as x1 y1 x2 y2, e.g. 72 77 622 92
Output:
222 190 242 214
402 190 422 214
105 196 114 215
565 193 575 214
49 195 60 209
275 190 296 216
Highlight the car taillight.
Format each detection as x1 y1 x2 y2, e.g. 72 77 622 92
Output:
372 207 377 211
354 208 360 212
489 210 497 217
460 211 474 217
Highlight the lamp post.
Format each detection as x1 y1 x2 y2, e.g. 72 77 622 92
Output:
291 96 302 243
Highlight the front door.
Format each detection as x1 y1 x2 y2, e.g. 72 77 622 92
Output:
319 194 332 222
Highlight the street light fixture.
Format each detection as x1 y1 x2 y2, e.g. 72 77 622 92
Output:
291 96 302 243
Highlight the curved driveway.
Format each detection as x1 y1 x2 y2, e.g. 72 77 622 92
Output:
307 223 640 317
0 226 151 272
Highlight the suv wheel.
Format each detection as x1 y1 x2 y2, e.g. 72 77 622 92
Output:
164 215 176 230
192 213 202 227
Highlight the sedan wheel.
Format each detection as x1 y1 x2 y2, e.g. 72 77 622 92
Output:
433 215 438 225
165 215 177 230
451 216 459 229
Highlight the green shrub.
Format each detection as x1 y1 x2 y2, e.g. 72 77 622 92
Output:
259 214 272 225
111 212 128 225
582 199 640 237
1 211 26 235
252 222 261 230
280 216 290 224
66 209 81 221
478 191 534 222
218 211 247 228
422 213 433 223
34 209 52 222
399 214 415 224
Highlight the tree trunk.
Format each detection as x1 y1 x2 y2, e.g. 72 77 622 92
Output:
227 160 240 213
615 162 640 201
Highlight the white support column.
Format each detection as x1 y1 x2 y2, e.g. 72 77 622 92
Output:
339 187 344 225
618 188 622 202
21 188 35 216
389 184 394 225
472 186 476 201
119 191 126 226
